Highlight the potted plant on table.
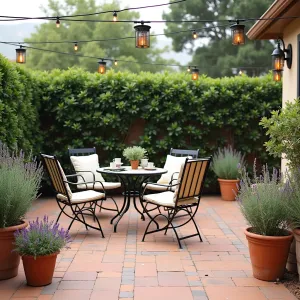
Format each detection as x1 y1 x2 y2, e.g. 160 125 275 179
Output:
14 216 71 286
238 162 293 281
123 146 147 169
212 146 245 201
0 143 43 280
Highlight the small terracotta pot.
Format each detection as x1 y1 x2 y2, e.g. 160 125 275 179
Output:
130 160 139 170
0 221 28 280
245 228 293 281
292 229 300 279
218 179 239 201
22 252 59 286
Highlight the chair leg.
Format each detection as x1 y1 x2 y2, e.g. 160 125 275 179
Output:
77 204 88 230
143 202 160 229
185 207 202 242
56 202 66 223
92 202 105 238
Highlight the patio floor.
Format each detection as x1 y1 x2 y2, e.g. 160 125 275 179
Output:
0 195 297 300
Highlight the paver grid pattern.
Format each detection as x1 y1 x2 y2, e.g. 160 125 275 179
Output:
0 196 296 300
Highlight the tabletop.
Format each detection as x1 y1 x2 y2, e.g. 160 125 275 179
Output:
97 166 167 176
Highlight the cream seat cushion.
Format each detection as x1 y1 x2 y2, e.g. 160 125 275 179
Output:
70 154 105 183
142 183 176 192
144 191 199 207
57 190 105 203
157 155 191 185
77 182 121 190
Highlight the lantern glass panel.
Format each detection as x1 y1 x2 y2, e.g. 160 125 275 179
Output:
98 62 106 74
273 70 282 82
134 24 151 49
273 56 284 70
192 68 199 80
16 48 26 63
231 25 245 45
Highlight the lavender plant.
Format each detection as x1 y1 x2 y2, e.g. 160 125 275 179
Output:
0 143 43 228
212 146 245 179
237 161 289 236
14 216 71 258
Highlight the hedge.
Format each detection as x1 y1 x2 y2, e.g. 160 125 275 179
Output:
35 68 282 190
0 55 41 152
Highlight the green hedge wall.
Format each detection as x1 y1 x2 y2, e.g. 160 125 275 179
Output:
36 68 282 190
0 55 41 152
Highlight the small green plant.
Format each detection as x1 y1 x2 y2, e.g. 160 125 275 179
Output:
237 162 288 236
0 143 43 228
260 99 300 171
211 147 245 179
14 216 71 258
123 146 147 161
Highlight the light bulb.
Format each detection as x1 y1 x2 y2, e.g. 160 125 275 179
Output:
56 17 60 28
192 30 197 39
74 42 78 51
113 11 118 22
114 60 118 66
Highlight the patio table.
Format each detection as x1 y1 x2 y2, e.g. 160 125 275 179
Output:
97 166 167 232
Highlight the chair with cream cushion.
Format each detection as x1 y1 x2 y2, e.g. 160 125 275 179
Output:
141 156 211 249
68 148 121 217
41 154 105 237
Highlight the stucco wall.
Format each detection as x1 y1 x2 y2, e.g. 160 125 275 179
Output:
281 19 300 172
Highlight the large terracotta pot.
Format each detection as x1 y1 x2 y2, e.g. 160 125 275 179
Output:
245 228 293 281
218 179 239 201
130 160 139 170
22 252 59 286
0 221 28 280
292 229 300 279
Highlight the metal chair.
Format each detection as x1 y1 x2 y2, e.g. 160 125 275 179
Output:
68 148 120 221
40 154 105 237
170 148 199 158
141 157 211 249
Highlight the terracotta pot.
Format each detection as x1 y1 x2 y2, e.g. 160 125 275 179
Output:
292 229 300 279
130 160 139 170
0 221 28 280
22 252 59 286
218 179 239 201
245 228 293 281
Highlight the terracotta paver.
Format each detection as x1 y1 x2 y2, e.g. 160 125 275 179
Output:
0 195 296 300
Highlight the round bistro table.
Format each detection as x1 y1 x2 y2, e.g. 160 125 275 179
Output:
97 166 167 232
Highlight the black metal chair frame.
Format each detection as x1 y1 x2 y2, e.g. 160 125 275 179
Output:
141 157 211 249
41 154 105 237
68 147 120 219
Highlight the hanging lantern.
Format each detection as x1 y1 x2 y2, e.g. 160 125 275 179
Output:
114 60 118 66
192 30 197 39
56 17 60 28
273 70 282 82
113 11 118 22
74 42 78 51
230 21 245 45
16 46 26 63
191 67 199 80
98 60 106 74
134 22 151 48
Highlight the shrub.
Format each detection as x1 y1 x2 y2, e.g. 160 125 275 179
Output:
237 162 288 236
212 147 245 179
0 143 43 228
14 216 71 258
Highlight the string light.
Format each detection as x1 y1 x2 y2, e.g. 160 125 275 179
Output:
113 11 118 22
187 66 191 72
74 42 78 51
192 30 197 39
56 17 60 28
114 60 118 66
16 46 26 63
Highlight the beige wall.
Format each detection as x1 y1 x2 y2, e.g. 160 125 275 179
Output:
281 19 300 172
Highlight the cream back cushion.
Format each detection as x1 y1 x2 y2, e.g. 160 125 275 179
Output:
157 155 190 184
57 161 73 199
70 154 105 183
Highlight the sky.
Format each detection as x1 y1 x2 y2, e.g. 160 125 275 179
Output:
0 0 190 63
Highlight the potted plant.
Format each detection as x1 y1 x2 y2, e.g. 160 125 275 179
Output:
14 216 71 286
0 143 43 280
123 146 147 169
212 146 245 201
238 162 293 281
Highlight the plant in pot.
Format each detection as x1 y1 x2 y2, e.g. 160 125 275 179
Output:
0 143 43 280
123 146 147 169
14 216 71 286
238 162 293 281
212 146 245 201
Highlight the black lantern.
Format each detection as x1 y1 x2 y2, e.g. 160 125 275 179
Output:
98 60 106 74
16 46 26 63
230 21 245 45
134 22 151 48
113 11 118 22
191 67 199 80
273 69 282 82
271 40 292 71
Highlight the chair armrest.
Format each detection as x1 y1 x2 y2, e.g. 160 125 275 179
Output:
73 170 96 182
169 172 179 184
141 182 179 198
63 180 106 194
66 174 85 182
